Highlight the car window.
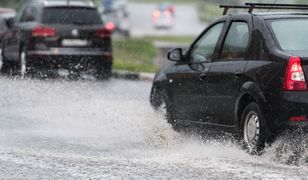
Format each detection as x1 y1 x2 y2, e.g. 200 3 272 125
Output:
20 7 37 22
42 7 103 25
220 21 249 60
190 22 224 63
270 19 308 51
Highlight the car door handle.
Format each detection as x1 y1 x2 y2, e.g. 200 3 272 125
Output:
199 73 207 81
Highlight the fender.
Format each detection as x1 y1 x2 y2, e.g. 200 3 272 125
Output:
150 69 169 108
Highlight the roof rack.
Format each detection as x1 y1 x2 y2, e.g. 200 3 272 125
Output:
220 2 308 15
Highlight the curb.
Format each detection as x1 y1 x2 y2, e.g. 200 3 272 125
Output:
112 70 155 82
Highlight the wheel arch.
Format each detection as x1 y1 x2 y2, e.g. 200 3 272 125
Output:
235 81 267 135
150 69 170 109
150 82 163 109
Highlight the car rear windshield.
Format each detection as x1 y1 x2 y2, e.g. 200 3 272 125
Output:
270 19 308 51
42 7 102 25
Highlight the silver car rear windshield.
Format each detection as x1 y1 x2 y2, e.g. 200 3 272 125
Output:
270 19 308 51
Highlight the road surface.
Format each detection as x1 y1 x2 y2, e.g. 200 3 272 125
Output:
127 2 206 37
0 77 307 179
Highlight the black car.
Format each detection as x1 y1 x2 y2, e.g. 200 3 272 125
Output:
0 16 8 49
102 8 130 37
1 0 114 78
150 3 308 154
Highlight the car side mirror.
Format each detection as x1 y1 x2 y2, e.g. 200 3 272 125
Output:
167 48 183 62
6 18 14 29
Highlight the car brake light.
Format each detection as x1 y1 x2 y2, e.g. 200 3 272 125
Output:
283 56 307 91
289 116 308 122
152 10 160 18
32 26 56 37
96 22 115 38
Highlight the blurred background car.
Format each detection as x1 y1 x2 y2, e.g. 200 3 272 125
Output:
152 3 175 29
102 8 130 37
0 8 15 66
1 0 115 79
101 0 130 37
0 8 16 39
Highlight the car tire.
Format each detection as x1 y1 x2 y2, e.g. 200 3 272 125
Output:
0 49 14 75
241 102 268 155
1 61 14 75
95 62 112 80
17 47 33 78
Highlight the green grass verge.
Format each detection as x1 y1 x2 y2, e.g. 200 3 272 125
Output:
143 36 195 44
113 36 194 73
113 38 158 73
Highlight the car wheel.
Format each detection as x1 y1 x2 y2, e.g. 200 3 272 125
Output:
95 62 112 80
17 48 33 78
241 102 268 155
123 30 130 38
0 49 14 75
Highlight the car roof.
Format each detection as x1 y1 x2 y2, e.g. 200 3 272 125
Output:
27 0 96 8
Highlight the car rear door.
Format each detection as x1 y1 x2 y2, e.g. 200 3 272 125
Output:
207 16 251 126
169 21 225 122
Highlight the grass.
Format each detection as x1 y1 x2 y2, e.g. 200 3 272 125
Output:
113 38 158 73
143 35 195 44
113 36 194 73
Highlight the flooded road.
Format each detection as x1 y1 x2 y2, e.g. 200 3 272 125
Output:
0 77 307 179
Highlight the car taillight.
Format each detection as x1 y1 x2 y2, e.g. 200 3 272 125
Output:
32 26 56 37
283 56 307 91
289 116 308 122
152 10 160 18
96 22 115 38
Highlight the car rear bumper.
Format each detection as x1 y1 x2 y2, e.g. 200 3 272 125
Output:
26 48 112 71
265 91 308 132
27 48 112 56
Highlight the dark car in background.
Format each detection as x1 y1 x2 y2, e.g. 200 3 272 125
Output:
102 8 130 37
150 3 308 154
1 0 114 79
101 0 130 37
0 8 15 41
0 8 15 67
